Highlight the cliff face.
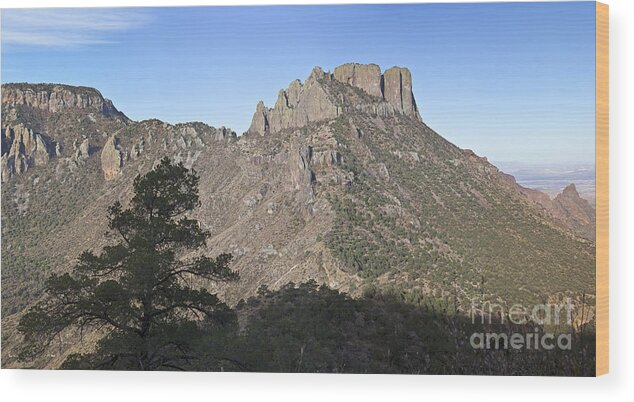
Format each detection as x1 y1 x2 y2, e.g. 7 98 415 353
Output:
382 67 417 117
1 84 127 118
333 63 420 118
246 63 421 136
333 63 383 98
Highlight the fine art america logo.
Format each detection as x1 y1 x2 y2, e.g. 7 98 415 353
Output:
469 301 575 351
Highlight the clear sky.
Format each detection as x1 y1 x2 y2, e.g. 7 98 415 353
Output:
1 2 596 165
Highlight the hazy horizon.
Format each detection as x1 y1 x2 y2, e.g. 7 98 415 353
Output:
1 2 597 165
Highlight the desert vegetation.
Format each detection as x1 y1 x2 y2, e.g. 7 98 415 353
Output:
14 159 595 375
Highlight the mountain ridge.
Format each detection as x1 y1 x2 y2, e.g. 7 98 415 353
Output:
1 64 596 368
2 82 128 120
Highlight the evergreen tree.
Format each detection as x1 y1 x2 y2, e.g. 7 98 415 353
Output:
18 157 238 370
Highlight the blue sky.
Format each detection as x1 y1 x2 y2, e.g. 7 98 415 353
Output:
1 2 596 165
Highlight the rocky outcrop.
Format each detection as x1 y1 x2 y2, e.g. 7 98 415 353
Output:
100 135 123 181
214 126 237 142
382 67 418 117
248 101 270 136
1 83 128 119
333 63 383 98
0 84 133 180
313 150 343 167
289 143 317 209
247 63 422 136
74 139 91 160
333 63 420 118
1 124 52 182
247 67 339 136
333 63 420 119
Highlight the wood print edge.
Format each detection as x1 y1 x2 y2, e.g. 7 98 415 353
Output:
595 0 609 377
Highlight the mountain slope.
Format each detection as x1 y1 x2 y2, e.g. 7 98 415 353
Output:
1 65 595 367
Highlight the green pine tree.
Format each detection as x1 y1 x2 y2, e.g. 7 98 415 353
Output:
18 157 238 370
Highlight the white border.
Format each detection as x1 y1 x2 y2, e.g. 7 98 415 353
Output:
1 1 633 401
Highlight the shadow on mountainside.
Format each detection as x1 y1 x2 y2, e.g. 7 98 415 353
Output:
187 281 596 376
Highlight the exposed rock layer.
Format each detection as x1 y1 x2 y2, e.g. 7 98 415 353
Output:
2 83 127 119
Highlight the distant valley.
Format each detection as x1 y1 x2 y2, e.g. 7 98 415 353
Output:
496 161 596 206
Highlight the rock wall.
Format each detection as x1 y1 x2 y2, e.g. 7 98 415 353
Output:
334 63 420 118
333 63 383 98
1 124 52 182
382 66 418 117
2 84 127 119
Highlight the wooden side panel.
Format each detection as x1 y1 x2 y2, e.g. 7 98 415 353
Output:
595 1 609 377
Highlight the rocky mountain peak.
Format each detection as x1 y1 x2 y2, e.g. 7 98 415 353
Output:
333 63 420 118
560 183 579 196
246 66 339 136
246 63 422 136
551 183 595 239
